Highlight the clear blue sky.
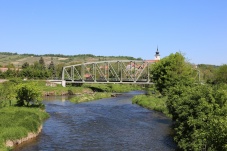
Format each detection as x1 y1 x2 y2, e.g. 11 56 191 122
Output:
0 0 226 65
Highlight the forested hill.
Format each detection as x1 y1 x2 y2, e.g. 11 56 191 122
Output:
0 52 142 67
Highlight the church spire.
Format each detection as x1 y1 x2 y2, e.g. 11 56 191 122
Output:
154 46 160 60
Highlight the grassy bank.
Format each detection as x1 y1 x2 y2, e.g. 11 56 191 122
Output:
69 92 112 103
22 81 141 96
27 81 93 96
0 107 49 151
82 83 141 92
69 83 141 103
132 94 170 117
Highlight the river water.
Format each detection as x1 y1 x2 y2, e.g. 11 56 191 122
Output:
14 91 176 151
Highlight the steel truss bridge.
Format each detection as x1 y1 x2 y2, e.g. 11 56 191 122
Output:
61 60 154 86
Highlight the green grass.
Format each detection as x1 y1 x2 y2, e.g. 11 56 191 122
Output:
83 83 141 93
0 107 49 150
19 80 93 96
132 94 171 117
69 92 112 103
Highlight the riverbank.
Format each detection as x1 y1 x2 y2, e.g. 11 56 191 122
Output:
0 107 49 151
132 94 171 117
5 126 42 148
69 92 113 103
41 82 141 96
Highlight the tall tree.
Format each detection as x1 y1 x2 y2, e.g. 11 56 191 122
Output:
0 81 16 107
22 62 29 69
214 64 227 84
48 58 56 78
39 57 46 69
151 52 194 94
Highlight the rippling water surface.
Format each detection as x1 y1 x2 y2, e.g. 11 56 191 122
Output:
14 91 176 151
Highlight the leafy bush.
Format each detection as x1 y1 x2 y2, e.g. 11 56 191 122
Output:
167 84 227 150
15 83 42 107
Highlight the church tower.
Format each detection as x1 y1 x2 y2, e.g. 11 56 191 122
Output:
154 46 160 60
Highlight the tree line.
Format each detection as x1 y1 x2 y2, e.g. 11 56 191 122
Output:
0 57 63 79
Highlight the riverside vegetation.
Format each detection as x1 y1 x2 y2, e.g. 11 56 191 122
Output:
0 80 49 151
132 53 227 150
0 79 141 150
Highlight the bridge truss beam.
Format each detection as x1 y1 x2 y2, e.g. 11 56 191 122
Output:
62 60 154 84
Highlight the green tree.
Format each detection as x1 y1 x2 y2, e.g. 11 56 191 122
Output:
214 64 227 84
56 63 65 79
38 57 46 69
197 64 217 84
22 62 29 69
167 84 227 150
4 68 17 78
48 58 56 79
16 83 42 107
0 81 16 107
6 63 15 68
151 52 194 94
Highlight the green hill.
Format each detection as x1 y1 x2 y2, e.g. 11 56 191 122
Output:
0 52 142 68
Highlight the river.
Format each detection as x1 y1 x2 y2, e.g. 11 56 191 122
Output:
13 91 176 151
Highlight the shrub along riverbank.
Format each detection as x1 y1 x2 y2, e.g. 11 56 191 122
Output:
69 92 112 103
0 107 49 151
69 83 141 103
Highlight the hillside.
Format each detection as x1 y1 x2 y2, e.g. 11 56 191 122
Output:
0 52 142 67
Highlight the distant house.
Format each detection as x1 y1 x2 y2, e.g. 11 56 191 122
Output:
84 73 93 79
0 68 9 72
0 67 21 72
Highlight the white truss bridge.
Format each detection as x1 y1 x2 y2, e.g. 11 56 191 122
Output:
60 60 155 86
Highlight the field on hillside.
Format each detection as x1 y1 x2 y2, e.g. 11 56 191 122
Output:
0 53 142 67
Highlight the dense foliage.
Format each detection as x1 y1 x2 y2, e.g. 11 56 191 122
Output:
167 84 227 150
151 52 195 94
197 64 217 84
0 81 17 107
214 64 227 84
15 83 43 107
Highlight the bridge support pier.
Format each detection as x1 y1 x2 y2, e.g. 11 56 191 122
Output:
62 80 66 87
